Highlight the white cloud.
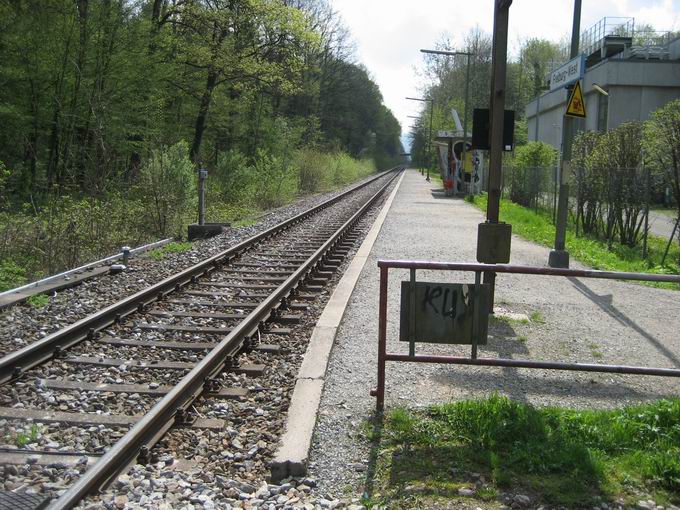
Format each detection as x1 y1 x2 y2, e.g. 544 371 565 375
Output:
329 0 679 151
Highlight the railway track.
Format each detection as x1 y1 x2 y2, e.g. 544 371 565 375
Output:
0 168 402 509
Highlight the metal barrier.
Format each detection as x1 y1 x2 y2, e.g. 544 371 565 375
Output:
371 260 680 411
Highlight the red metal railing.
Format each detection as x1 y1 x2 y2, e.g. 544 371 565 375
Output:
371 260 680 411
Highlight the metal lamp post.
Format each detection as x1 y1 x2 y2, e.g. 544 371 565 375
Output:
406 96 434 181
407 115 421 173
420 49 474 184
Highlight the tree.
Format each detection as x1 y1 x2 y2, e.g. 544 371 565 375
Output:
646 99 680 223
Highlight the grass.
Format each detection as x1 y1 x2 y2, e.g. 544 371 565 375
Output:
529 311 545 324
468 194 680 290
148 241 192 260
11 424 42 448
26 293 49 308
364 395 680 509
490 315 528 326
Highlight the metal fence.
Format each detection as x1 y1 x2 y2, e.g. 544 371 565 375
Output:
371 259 680 411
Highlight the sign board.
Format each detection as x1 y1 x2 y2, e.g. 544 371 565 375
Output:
565 80 586 118
471 109 515 151
549 54 585 91
399 282 489 345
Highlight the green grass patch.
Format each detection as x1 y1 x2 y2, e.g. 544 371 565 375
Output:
366 395 680 509
468 194 680 289
490 315 528 326
148 241 192 260
26 293 49 308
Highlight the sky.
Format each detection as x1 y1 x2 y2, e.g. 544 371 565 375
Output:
329 0 680 151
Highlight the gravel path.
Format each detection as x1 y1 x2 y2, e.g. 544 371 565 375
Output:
308 169 680 501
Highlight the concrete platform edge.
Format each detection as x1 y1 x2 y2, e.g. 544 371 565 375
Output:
269 171 405 482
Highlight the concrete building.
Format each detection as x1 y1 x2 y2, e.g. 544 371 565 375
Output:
526 17 680 150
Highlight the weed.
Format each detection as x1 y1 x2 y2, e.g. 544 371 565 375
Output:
491 315 529 326
148 241 192 260
517 335 528 343
26 293 49 308
15 424 41 447
530 311 545 324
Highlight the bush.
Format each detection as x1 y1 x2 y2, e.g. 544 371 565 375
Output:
252 149 297 208
507 142 557 208
137 140 196 237
572 131 605 236
591 122 646 247
646 99 680 258
0 259 26 291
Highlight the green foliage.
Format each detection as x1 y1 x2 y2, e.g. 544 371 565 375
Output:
471 194 680 287
646 99 680 220
572 131 606 236
506 141 557 208
13 424 41 448
0 259 26 291
26 293 49 308
371 396 680 507
138 141 196 238
148 242 192 261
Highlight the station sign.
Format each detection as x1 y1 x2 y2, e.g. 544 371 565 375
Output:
549 54 585 91
399 282 489 345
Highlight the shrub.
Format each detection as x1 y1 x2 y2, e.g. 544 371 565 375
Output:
507 142 557 208
572 131 605 236
591 122 646 247
646 99 680 259
137 140 196 237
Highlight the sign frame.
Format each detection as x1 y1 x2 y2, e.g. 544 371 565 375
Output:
549 54 585 92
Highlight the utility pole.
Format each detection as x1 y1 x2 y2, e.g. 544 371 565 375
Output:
406 96 434 180
197 165 207 226
549 0 582 268
478 0 512 312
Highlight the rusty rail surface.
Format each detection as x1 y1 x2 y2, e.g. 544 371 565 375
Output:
372 259 680 411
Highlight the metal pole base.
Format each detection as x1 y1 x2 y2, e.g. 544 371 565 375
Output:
548 249 570 268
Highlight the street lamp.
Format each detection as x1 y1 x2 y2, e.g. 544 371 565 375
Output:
420 48 474 185
406 96 434 181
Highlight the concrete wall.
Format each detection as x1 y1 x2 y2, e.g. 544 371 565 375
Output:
526 58 680 151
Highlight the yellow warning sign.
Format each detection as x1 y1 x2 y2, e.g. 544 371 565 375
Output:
565 80 586 118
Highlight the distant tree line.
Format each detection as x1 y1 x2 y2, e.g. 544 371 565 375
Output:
0 0 402 201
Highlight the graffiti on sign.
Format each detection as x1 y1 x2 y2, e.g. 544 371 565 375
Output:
399 282 490 345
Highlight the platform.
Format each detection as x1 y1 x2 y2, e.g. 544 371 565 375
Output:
302 168 680 493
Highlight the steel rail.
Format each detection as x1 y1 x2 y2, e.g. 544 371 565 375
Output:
0 238 173 300
49 170 401 509
0 168 400 386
